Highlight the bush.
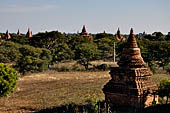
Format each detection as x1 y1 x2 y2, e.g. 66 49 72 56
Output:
0 63 18 97
93 64 111 71
165 64 170 74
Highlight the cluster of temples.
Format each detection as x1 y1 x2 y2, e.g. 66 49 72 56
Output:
0 28 33 40
1 25 127 42
103 28 158 111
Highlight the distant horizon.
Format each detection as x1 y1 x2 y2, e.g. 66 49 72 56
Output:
0 0 170 34
0 27 169 35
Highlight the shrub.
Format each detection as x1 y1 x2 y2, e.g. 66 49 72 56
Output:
165 64 170 74
93 64 111 71
0 63 18 97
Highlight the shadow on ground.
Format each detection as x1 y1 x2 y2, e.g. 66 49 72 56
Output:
34 103 170 113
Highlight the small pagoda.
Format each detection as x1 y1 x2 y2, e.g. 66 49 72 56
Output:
115 28 126 41
5 30 11 40
80 25 93 40
26 28 32 38
17 29 21 35
103 28 158 110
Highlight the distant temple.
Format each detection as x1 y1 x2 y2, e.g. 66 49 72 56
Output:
115 28 126 41
80 25 93 40
103 28 158 111
17 29 21 35
26 28 32 38
5 30 11 40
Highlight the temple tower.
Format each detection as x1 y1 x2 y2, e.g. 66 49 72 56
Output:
26 28 32 38
17 29 21 35
103 28 158 110
80 25 93 40
5 30 11 40
115 28 125 41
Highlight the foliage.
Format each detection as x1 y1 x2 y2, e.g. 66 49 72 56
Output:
0 41 21 63
51 43 74 63
94 32 118 61
165 64 170 74
10 34 29 44
75 43 99 70
0 63 18 97
158 79 170 104
16 45 52 74
30 31 65 50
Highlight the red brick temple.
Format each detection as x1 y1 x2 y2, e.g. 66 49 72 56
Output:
103 28 158 110
80 25 93 40
115 28 126 41
5 30 11 40
26 28 33 38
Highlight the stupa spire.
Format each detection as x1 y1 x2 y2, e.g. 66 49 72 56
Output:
115 27 126 41
82 25 87 33
126 28 138 48
17 29 21 35
26 28 32 38
5 30 11 40
118 28 145 68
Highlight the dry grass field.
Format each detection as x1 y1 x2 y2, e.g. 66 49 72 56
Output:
0 68 169 113
0 71 111 113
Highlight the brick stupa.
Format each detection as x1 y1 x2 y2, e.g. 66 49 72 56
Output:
26 28 32 38
17 29 21 35
5 30 11 40
80 25 93 40
115 28 126 41
103 28 158 109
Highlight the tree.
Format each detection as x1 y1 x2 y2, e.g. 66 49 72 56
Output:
16 45 52 74
30 31 65 50
0 63 18 97
0 41 21 63
51 43 74 63
152 32 165 41
166 32 170 41
97 38 114 61
75 43 99 70
158 79 170 104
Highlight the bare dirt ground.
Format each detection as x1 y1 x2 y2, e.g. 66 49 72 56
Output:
0 71 111 113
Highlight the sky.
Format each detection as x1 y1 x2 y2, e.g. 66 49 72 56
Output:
0 0 170 34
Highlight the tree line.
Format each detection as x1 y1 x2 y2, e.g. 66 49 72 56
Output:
0 31 170 74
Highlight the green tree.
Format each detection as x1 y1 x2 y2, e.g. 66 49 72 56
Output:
16 45 52 74
97 38 114 61
0 41 21 63
10 34 29 45
30 31 65 50
51 43 74 63
158 79 170 104
166 32 170 41
0 63 18 97
75 43 99 70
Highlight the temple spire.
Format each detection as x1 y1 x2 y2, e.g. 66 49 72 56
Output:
26 28 32 38
115 27 125 41
82 25 87 33
17 29 21 35
118 28 145 68
5 30 11 40
130 28 134 34
126 28 138 48
117 27 120 35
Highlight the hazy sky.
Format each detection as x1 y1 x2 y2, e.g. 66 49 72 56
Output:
0 0 170 34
